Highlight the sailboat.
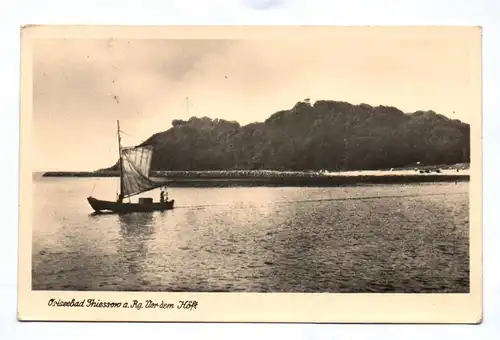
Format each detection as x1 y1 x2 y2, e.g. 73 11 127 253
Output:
87 120 175 213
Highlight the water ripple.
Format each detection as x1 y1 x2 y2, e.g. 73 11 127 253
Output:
32 179 469 293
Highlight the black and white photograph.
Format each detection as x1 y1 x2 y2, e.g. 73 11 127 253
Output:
18 25 482 323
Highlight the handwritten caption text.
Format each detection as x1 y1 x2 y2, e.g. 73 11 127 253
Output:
48 298 198 311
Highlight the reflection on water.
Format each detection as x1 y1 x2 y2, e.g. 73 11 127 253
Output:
116 213 155 283
32 178 470 293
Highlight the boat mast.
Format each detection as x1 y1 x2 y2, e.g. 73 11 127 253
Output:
117 120 124 202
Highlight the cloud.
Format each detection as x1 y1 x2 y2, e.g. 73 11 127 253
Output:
31 30 477 171
33 39 234 104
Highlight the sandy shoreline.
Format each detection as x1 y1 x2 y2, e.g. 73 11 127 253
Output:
40 169 469 186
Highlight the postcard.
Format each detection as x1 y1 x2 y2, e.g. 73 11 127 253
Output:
18 25 482 323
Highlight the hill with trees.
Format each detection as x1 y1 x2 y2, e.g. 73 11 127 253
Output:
106 100 470 172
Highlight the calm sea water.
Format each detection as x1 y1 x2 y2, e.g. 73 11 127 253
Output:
32 176 469 293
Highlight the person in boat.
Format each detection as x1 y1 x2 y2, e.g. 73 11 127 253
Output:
160 187 169 203
160 189 165 203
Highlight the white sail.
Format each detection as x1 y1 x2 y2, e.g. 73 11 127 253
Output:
120 145 164 197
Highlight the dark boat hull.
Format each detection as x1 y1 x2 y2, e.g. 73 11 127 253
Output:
87 196 175 213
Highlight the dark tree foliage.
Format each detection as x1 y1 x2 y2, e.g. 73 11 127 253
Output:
108 100 470 171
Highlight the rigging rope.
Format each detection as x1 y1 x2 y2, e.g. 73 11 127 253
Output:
118 129 147 145
89 184 97 196
173 191 467 209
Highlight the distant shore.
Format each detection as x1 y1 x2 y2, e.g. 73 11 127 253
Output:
41 168 469 187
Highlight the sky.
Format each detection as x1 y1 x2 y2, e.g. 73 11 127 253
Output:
31 27 480 171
